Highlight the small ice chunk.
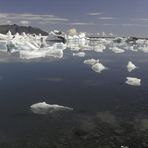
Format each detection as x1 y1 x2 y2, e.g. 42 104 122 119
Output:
127 61 137 72
73 52 85 57
110 47 125 53
92 62 107 73
94 44 106 52
125 77 141 86
30 102 73 114
84 59 99 65
141 46 148 53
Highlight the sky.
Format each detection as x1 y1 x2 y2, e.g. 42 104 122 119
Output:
0 0 148 36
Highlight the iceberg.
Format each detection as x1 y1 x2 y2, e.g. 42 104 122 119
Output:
0 41 7 51
125 77 141 86
141 46 148 53
73 52 85 57
110 46 125 53
19 50 46 59
91 62 107 73
20 48 63 59
94 44 106 52
46 48 64 58
30 102 73 114
127 61 137 72
84 58 99 65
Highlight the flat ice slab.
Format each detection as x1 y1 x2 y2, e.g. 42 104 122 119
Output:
125 77 141 86
30 102 73 114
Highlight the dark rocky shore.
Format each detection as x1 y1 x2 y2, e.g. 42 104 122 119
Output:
0 24 48 35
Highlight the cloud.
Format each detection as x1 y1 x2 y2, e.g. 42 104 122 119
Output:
30 102 73 114
0 12 68 25
88 12 104 16
98 17 116 20
104 23 148 27
69 22 95 26
132 18 148 21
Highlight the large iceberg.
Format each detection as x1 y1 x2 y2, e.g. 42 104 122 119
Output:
30 102 73 114
125 77 141 86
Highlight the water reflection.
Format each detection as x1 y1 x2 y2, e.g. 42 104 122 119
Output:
0 41 148 147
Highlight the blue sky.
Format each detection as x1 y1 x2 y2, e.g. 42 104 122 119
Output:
0 0 148 36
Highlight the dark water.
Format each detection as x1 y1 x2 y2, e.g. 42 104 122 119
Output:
0 49 148 148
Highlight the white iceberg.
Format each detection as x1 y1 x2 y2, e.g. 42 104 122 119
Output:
125 77 141 86
127 61 137 72
30 102 73 114
91 62 107 73
53 42 67 50
45 48 64 58
94 44 106 52
0 41 7 51
73 52 85 57
110 47 125 53
84 58 99 65
141 46 148 53
19 50 46 59
19 48 63 59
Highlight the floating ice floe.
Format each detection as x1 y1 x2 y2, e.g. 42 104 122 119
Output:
30 102 73 114
20 48 63 59
110 46 125 53
84 58 99 65
141 46 148 53
73 52 85 57
20 50 46 59
127 61 137 72
91 62 107 73
53 42 67 50
94 44 106 52
125 77 141 86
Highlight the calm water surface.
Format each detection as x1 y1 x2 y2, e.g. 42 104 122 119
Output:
0 49 148 148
